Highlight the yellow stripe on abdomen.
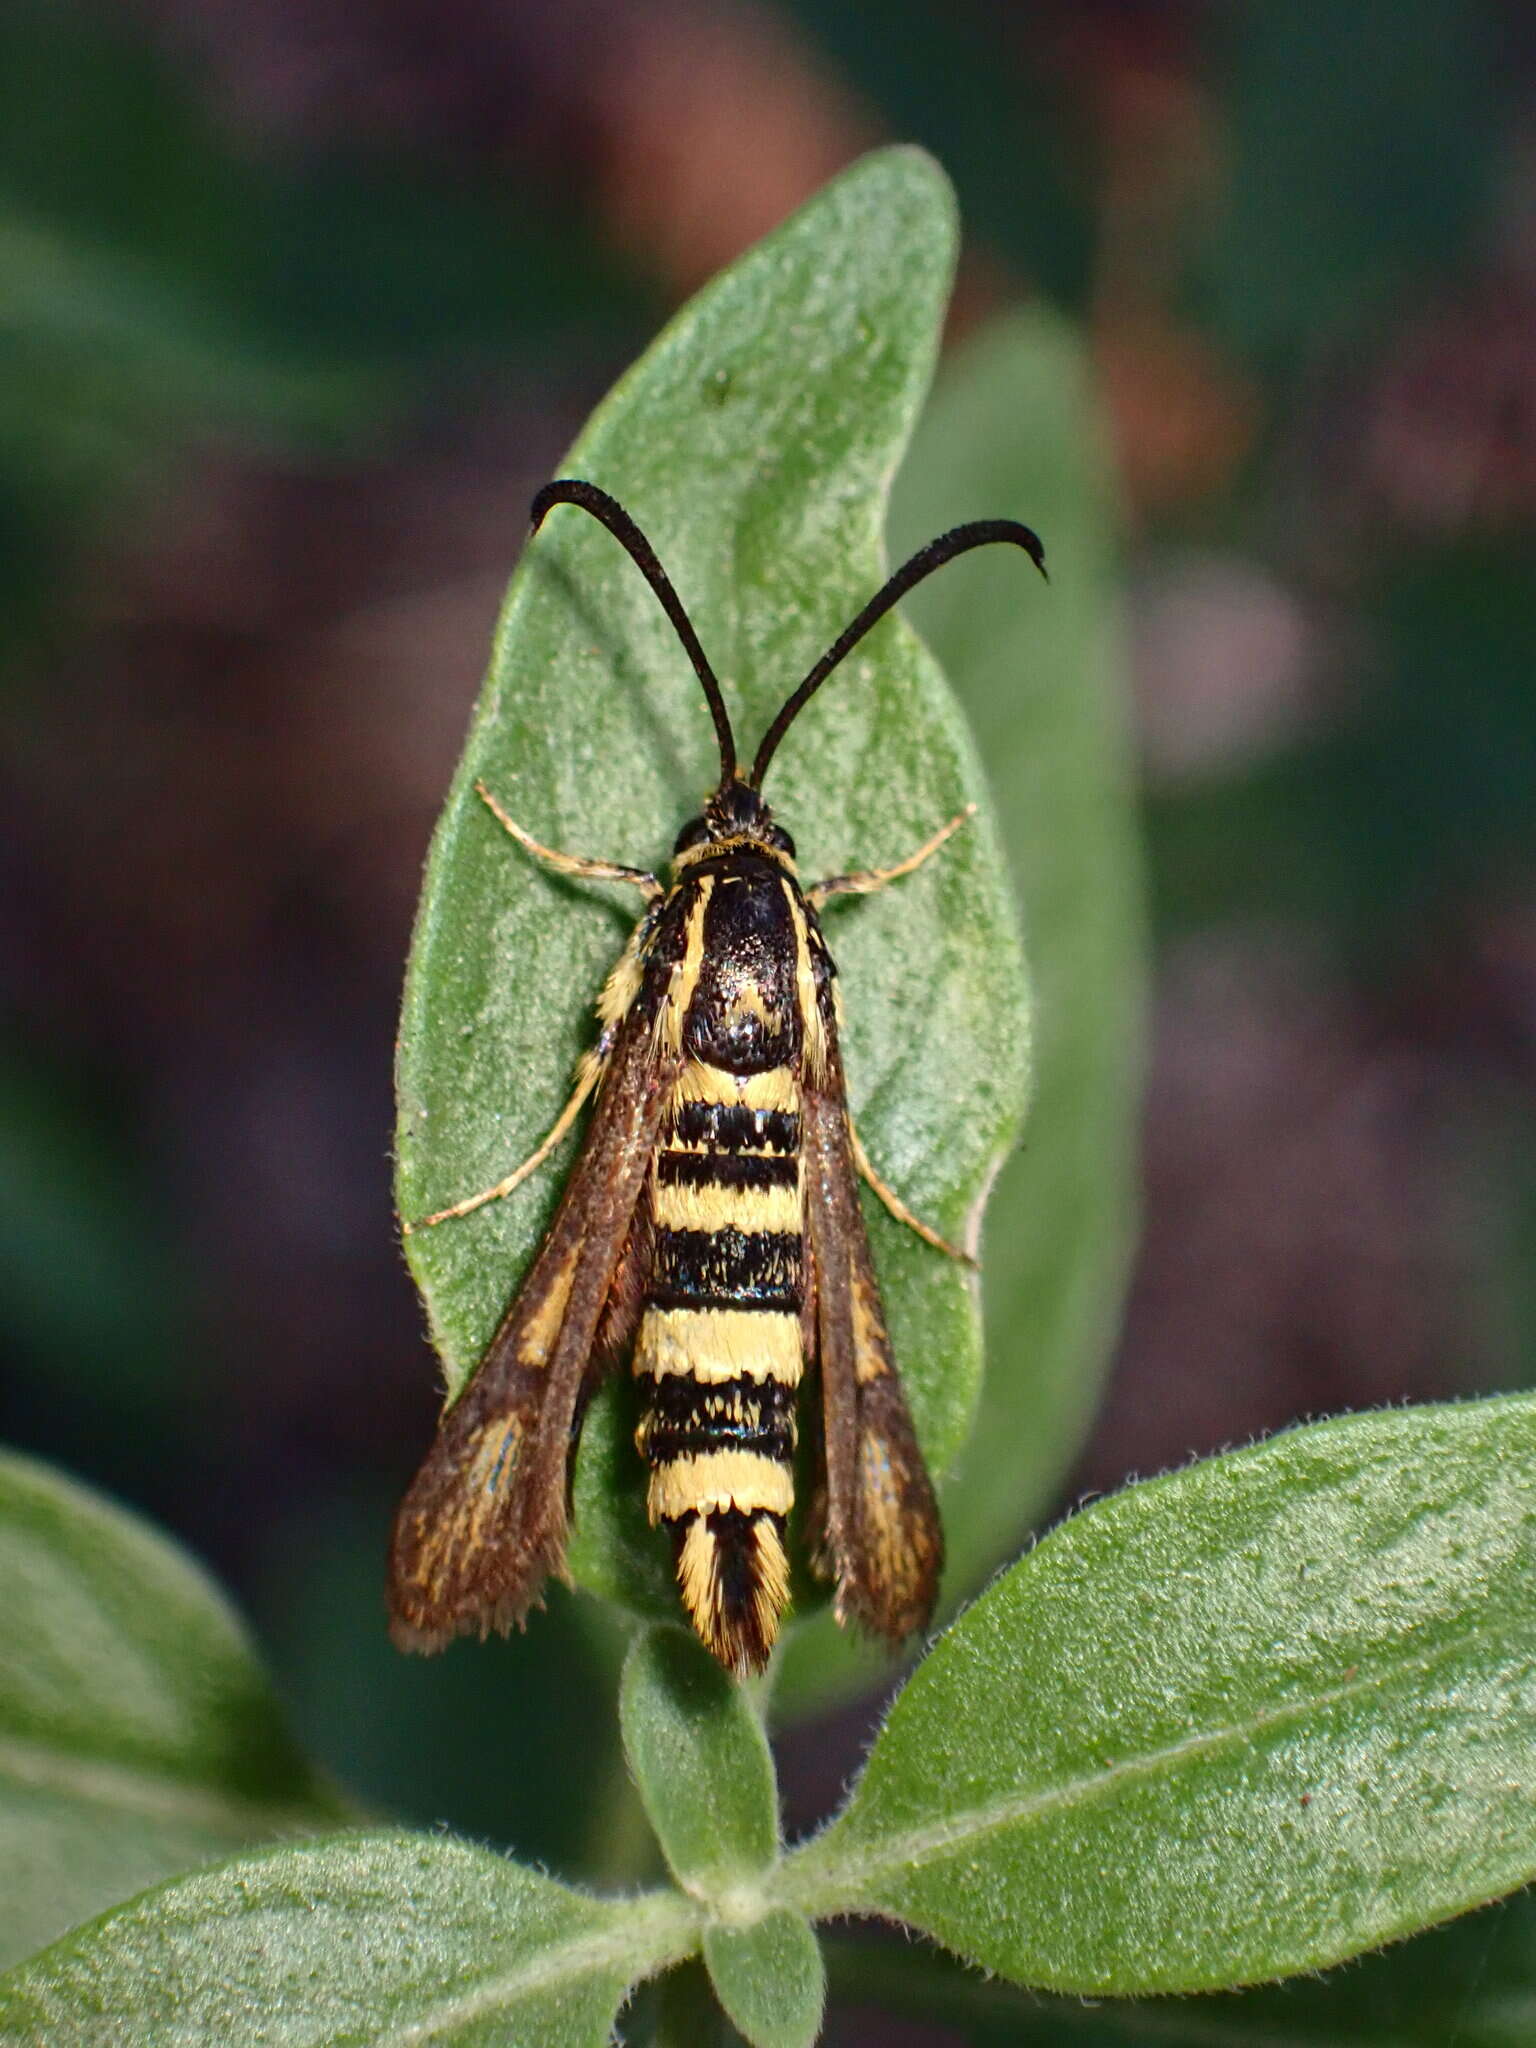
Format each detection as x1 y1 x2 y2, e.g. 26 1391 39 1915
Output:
647 1448 793 1522
635 1305 802 1384
674 1059 801 1114
650 1175 801 1235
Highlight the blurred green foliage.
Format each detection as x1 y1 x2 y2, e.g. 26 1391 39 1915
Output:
1149 546 1536 960
1196 0 1497 366
0 2 647 659
785 0 1091 303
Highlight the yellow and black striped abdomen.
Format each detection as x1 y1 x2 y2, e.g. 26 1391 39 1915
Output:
634 1063 804 1673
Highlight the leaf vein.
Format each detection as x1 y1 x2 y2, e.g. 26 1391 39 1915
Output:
367 1893 700 2047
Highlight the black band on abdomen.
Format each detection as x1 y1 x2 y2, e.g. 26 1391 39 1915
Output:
636 1371 796 1465
655 1149 799 1192
670 1101 799 1155
651 1226 802 1311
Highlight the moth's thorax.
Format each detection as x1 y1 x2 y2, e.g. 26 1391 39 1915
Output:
689 857 799 1072
644 840 834 1080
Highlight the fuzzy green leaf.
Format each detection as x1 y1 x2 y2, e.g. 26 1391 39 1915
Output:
0 1830 698 2044
395 147 1030 1624
825 1892 1536 2046
620 1628 778 1898
774 304 1143 1715
703 1911 824 2048
783 1396 1536 1993
0 1451 344 1970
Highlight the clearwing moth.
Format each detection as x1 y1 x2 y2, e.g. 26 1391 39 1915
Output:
389 479 1044 1676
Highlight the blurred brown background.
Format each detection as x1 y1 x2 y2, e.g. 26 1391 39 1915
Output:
3 2 1534 2034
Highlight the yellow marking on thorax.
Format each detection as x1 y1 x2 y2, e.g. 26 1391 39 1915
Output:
596 925 646 1030
659 877 713 1055
723 980 774 1030
648 1447 793 1522
635 1305 802 1384
651 1176 802 1236
783 880 828 1083
672 835 799 878
674 1059 801 1114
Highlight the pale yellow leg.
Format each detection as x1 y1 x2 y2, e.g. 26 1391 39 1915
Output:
404 1054 602 1233
851 1121 976 1268
476 780 660 898
808 803 975 907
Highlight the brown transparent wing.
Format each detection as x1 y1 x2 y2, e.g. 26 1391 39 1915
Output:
802 1034 943 1644
389 1014 676 1651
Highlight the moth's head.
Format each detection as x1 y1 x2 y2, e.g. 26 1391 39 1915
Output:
672 776 796 862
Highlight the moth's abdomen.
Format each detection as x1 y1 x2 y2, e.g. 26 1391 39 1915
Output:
635 1062 804 1674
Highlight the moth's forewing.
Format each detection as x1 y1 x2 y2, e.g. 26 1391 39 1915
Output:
802 1023 944 1642
389 1004 678 1651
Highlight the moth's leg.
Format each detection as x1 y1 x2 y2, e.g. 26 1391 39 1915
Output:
849 1120 976 1268
476 780 661 899
405 1052 604 1233
807 803 975 906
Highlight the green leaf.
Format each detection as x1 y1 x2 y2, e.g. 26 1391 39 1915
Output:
620 1628 778 1899
0 1831 699 2045
703 1911 824 2048
775 303 1143 1714
825 1891 1536 2045
782 1396 1536 1993
0 1451 344 1970
395 147 1029 1623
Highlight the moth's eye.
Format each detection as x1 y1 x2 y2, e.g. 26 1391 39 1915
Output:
673 816 710 855
766 824 796 858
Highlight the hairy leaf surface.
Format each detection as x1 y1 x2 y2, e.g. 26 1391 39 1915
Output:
703 1911 824 2048
786 1397 1536 1992
0 1831 697 2045
0 1452 343 1969
620 1627 778 1898
824 1895 1536 2047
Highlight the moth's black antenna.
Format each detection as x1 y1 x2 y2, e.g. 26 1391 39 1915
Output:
530 479 738 786
749 519 1047 788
